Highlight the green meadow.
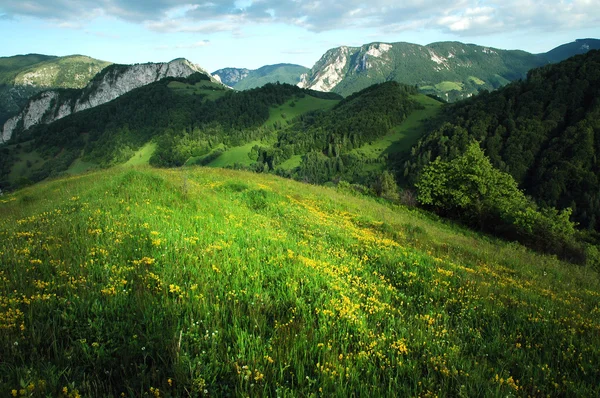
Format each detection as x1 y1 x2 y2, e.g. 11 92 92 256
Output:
1 166 599 397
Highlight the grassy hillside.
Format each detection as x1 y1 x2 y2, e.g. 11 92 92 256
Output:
0 54 57 85
1 166 599 397
13 55 111 89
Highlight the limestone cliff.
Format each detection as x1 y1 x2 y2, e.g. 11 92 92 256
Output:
1 58 214 143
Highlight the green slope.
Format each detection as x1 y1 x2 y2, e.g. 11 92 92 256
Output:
542 38 600 63
350 94 442 161
0 54 57 85
1 166 599 396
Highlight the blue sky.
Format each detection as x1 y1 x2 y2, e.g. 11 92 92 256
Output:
0 1 598 72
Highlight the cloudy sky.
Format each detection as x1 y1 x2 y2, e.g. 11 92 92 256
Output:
0 1 598 71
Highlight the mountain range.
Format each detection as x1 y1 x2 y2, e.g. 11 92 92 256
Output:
213 64 309 90
2 38 598 145
298 38 600 100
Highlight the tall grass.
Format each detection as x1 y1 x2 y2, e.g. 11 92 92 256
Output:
1 167 599 397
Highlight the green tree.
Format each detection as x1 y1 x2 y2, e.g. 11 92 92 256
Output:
375 171 400 202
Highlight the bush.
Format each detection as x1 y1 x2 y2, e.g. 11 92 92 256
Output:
416 142 580 261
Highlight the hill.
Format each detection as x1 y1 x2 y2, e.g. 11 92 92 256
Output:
1 165 599 396
405 50 600 233
1 78 439 192
0 54 111 125
542 38 600 63
213 64 309 90
0 76 345 189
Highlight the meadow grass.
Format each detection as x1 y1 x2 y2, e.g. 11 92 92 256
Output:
124 142 157 167
205 95 338 169
0 166 599 397
205 142 260 168
350 94 441 160
167 81 228 102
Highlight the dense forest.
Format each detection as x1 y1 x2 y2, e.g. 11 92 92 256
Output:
405 50 600 233
257 82 421 182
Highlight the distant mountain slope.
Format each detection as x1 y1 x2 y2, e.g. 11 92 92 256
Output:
542 38 600 63
213 64 309 90
299 41 547 100
0 54 111 125
1 58 216 144
212 67 250 87
405 50 600 232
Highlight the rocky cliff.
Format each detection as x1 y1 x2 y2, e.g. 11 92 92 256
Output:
1 58 214 143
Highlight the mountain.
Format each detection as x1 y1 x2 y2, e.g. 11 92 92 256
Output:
299 39 600 100
405 50 600 233
1 58 216 144
213 64 309 90
211 67 250 87
0 54 111 125
542 38 600 63
298 41 547 100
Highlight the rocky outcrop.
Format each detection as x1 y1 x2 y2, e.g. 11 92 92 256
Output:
211 67 250 88
1 58 215 144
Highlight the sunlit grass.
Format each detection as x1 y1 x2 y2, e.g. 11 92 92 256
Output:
1 166 599 397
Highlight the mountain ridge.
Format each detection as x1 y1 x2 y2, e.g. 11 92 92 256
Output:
298 38 599 99
1 58 220 144
213 63 309 90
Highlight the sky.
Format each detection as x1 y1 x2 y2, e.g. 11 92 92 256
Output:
0 1 599 72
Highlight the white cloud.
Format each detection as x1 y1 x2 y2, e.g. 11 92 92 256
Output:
1 0 599 37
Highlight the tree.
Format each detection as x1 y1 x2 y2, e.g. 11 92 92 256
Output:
375 171 399 202
416 142 526 226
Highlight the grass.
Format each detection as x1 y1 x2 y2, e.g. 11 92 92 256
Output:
277 155 303 171
350 94 442 160
434 81 463 92
123 142 157 167
205 141 258 168
1 166 599 397
468 76 486 85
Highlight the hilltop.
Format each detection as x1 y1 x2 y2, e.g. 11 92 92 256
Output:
1 165 599 396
